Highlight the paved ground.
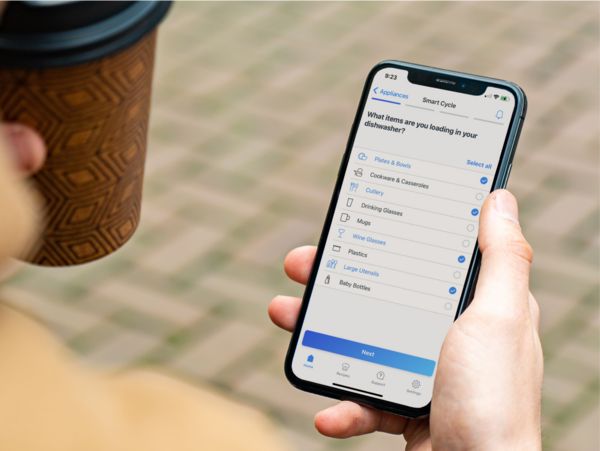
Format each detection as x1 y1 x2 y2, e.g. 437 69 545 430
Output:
3 2 599 450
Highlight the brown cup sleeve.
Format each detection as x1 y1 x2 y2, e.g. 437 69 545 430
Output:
0 31 157 266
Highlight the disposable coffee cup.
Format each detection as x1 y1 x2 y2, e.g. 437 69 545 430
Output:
0 1 171 266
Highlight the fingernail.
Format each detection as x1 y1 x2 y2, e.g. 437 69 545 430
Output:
4 124 32 170
493 190 519 224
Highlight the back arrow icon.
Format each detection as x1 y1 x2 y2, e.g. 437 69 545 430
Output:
373 86 378 94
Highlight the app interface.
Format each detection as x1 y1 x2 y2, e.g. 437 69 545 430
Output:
292 67 517 407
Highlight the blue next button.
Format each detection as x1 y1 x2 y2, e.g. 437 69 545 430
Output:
302 330 436 377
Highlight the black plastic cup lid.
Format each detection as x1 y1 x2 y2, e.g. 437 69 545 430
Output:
0 1 171 68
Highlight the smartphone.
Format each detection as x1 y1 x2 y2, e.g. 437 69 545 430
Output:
285 60 526 417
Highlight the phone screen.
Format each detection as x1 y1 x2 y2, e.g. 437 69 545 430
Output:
290 66 519 408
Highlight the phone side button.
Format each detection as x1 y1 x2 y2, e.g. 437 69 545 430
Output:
502 163 513 188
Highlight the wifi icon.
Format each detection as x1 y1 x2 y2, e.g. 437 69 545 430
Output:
493 94 499 99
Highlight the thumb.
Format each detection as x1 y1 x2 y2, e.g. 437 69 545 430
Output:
472 190 533 315
1 123 47 175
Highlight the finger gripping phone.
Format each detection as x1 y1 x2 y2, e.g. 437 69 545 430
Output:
285 61 526 417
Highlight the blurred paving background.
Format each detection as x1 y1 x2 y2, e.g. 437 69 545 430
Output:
3 2 598 450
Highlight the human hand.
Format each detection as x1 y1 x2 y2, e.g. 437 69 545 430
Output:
0 123 46 261
269 189 542 450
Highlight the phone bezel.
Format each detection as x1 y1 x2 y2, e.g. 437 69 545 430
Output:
284 60 527 418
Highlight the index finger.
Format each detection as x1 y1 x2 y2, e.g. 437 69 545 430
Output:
284 245 317 285
315 401 409 437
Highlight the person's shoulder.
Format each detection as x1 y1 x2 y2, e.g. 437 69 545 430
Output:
0 303 289 451
108 369 290 451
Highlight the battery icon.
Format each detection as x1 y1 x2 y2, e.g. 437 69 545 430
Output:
500 95 509 101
